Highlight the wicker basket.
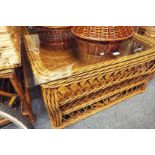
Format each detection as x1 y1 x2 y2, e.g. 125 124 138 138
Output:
71 26 134 62
32 26 73 50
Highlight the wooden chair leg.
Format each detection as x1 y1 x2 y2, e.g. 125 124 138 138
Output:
25 87 36 122
10 72 35 123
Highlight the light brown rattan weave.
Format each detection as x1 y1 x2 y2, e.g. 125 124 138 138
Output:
42 75 150 128
0 26 21 70
23 30 155 128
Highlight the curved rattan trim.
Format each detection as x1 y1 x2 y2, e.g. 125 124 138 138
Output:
71 26 134 41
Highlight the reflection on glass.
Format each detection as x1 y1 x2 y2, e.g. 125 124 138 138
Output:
23 27 148 87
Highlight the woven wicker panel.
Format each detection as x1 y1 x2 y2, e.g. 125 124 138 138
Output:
42 74 151 128
71 26 134 41
61 82 147 128
0 26 21 70
32 26 73 50
59 74 150 113
52 60 155 105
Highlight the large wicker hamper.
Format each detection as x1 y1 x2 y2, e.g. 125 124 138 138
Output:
23 29 155 128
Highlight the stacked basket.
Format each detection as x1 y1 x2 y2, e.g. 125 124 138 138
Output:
71 26 134 63
32 26 73 50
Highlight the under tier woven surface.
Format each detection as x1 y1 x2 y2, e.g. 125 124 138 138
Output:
41 75 151 128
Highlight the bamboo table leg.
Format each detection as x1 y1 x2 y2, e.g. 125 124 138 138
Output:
10 71 35 123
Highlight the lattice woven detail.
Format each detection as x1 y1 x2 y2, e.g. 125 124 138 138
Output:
55 60 155 105
42 75 150 128
71 26 134 41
